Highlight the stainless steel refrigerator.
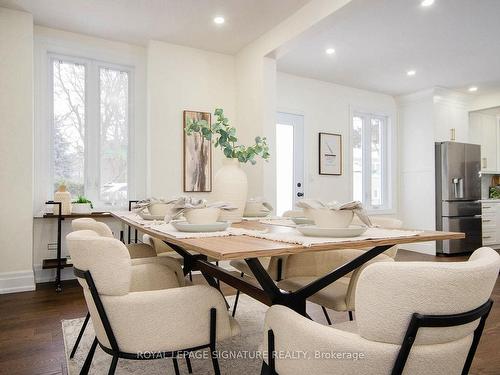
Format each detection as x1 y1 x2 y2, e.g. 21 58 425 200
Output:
435 142 482 254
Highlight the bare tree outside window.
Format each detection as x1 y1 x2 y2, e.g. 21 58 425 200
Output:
51 58 130 207
52 60 85 196
99 68 129 205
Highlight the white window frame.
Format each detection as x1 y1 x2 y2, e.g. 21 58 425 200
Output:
47 54 134 209
350 109 395 214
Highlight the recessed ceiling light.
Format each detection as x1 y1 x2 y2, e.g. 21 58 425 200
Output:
325 48 335 55
421 0 435 7
407 70 416 76
213 16 225 24
468 86 478 92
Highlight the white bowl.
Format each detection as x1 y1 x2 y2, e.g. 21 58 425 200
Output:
184 207 221 224
148 203 173 216
309 208 354 228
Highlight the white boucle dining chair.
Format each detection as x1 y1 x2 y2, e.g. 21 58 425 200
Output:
277 216 403 323
67 230 240 375
72 218 157 259
69 218 182 360
261 247 499 375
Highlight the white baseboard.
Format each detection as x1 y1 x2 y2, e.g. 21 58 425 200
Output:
0 270 36 294
34 264 75 283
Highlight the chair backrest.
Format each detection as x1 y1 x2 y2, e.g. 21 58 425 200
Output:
356 247 500 345
66 230 131 296
352 216 403 258
71 218 114 238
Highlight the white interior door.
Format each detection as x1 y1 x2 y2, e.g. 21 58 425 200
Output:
276 112 304 216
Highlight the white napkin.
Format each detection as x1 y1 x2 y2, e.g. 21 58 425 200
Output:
296 199 372 227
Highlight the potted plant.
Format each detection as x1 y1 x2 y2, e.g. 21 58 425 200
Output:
72 196 93 214
185 108 270 220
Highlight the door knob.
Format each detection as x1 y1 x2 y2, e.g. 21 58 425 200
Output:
297 192 304 197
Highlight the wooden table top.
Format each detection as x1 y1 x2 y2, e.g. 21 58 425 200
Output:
112 213 465 260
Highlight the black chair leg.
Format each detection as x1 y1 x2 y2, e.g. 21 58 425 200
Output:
173 358 180 375
79 337 98 375
232 272 244 317
70 311 91 359
108 355 118 375
186 355 193 373
189 271 193 282
322 306 332 325
348 311 354 321
211 355 221 375
232 290 241 317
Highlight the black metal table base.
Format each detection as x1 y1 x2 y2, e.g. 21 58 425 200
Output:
163 238 393 315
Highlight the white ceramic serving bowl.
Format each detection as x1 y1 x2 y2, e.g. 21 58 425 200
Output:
309 208 354 228
184 207 221 224
148 203 173 216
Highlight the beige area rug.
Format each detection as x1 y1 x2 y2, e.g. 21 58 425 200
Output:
62 295 268 374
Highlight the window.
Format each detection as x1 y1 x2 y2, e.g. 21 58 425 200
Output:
352 111 391 211
50 55 131 207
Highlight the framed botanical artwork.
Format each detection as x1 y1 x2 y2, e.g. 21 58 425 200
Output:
319 132 342 175
183 110 212 192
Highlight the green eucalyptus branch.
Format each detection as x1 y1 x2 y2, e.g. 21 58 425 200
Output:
185 108 270 165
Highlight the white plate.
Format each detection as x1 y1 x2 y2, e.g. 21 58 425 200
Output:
291 217 315 225
296 225 367 238
171 220 230 233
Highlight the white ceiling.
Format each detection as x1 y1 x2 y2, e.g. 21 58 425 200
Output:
277 0 500 96
0 0 309 54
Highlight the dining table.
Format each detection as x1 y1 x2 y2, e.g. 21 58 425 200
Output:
112 212 465 316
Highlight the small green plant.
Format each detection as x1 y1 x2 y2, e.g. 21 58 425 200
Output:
73 196 93 209
490 186 500 199
185 108 270 165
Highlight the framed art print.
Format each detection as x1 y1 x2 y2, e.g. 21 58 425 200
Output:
319 132 342 175
183 110 212 192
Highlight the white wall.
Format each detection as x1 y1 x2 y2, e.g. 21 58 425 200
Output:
276 72 398 208
147 41 236 198
0 8 35 293
397 88 471 254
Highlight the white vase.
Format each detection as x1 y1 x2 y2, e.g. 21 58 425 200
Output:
213 158 248 222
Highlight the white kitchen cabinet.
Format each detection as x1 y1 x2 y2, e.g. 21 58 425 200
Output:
481 202 500 248
469 113 499 172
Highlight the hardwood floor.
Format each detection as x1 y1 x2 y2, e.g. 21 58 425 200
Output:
0 250 498 375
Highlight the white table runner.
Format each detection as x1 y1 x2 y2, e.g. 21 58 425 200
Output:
149 223 262 239
241 227 422 247
114 211 165 227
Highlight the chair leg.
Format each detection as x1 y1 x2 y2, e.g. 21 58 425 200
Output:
348 311 354 321
232 290 241 317
172 358 180 375
186 355 193 374
210 308 221 375
211 355 221 375
232 272 244 317
108 355 118 375
79 337 98 375
189 271 193 282
322 306 332 325
70 311 91 359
